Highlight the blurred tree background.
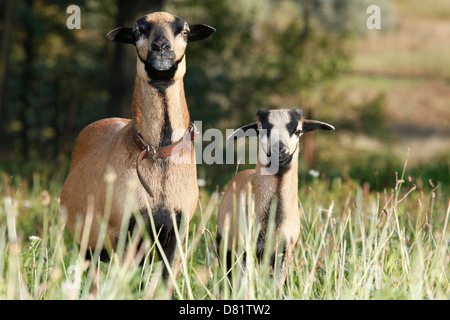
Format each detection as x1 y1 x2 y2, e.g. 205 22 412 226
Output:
0 0 449 191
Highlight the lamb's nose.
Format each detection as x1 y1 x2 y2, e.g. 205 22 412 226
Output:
278 143 288 156
151 35 172 52
272 142 289 157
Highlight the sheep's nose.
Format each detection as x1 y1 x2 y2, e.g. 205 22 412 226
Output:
272 142 289 157
279 143 289 156
151 35 172 53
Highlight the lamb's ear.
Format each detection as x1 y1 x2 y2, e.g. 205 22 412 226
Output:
106 27 135 44
188 24 216 42
302 120 335 133
226 122 259 141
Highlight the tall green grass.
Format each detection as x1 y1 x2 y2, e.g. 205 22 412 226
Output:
0 163 448 300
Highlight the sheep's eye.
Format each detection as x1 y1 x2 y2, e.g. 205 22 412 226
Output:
182 30 189 37
134 30 141 37
295 129 302 136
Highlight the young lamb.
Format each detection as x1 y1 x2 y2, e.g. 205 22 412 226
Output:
216 108 334 283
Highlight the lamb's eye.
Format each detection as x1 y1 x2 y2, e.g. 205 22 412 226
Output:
182 30 189 37
295 129 302 136
134 30 141 37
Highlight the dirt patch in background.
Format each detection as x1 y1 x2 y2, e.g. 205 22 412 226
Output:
340 2 450 165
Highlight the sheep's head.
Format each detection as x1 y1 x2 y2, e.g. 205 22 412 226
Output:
107 12 215 84
228 108 335 174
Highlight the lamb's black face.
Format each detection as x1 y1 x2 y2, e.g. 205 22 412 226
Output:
107 12 215 82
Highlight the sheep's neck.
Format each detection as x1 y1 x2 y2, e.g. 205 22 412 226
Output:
131 76 190 147
255 153 299 225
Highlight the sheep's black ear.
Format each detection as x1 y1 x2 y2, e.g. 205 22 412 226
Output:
302 120 335 133
226 122 259 141
107 27 135 44
188 24 216 42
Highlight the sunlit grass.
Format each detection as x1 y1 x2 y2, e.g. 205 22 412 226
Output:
0 161 448 300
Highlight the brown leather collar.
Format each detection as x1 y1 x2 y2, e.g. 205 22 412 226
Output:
133 123 196 197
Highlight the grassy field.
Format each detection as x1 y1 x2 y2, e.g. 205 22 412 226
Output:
0 157 448 300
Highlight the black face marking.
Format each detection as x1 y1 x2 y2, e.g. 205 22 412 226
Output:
134 16 187 83
274 157 293 176
257 110 273 138
135 18 152 38
134 16 187 44
169 16 188 36
137 51 184 83
257 110 295 173
149 79 174 93
264 150 296 176
273 142 298 176
286 110 301 135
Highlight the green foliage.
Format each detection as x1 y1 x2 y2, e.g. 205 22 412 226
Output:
2 0 116 160
348 150 402 190
168 0 352 129
410 152 450 190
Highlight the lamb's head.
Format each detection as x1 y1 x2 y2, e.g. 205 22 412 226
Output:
107 12 215 83
229 108 335 174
